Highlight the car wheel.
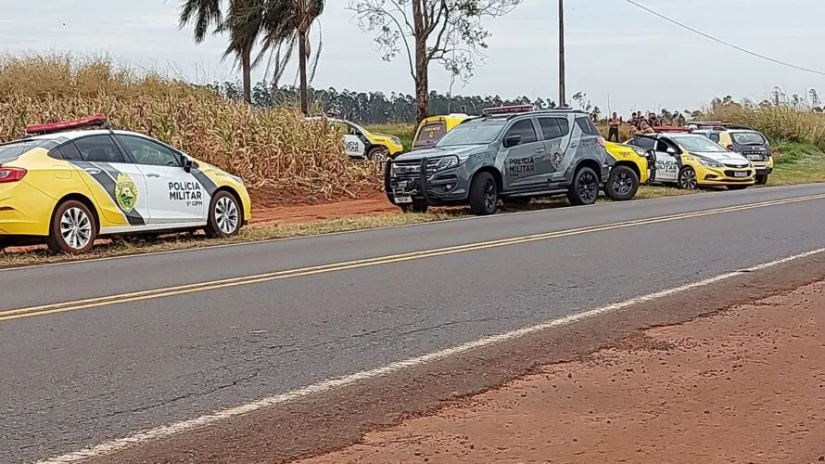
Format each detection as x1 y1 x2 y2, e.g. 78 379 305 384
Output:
400 201 428 213
567 166 600 206
728 185 750 190
677 167 698 190
604 165 639 201
755 174 769 185
468 171 499 215
47 199 98 255
367 146 389 163
204 190 242 239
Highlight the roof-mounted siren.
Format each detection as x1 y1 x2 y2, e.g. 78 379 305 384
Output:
482 104 535 116
25 114 110 136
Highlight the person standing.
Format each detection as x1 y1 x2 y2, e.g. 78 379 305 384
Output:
608 112 621 142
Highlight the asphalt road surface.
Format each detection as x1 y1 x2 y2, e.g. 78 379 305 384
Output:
4 183 825 464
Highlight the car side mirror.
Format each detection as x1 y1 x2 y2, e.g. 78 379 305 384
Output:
665 147 677 155
503 135 522 148
182 156 193 172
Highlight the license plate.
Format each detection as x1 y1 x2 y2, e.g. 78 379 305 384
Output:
746 155 762 160
734 171 748 177
394 195 413 204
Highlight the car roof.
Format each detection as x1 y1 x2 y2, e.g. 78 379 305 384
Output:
24 129 152 141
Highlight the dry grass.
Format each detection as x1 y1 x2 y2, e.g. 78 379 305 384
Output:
0 210 465 268
709 105 825 150
0 54 382 203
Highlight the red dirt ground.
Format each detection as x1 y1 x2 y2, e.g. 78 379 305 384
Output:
299 280 825 464
247 189 396 227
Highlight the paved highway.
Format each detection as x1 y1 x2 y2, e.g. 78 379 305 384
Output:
3 183 825 463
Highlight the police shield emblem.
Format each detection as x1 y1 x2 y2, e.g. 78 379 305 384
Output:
114 173 138 213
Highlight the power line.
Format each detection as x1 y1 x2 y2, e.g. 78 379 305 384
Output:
623 0 825 77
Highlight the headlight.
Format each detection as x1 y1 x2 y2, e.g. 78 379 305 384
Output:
434 155 459 170
391 136 401 145
696 156 724 168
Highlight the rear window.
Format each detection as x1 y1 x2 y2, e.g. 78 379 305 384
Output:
0 139 50 163
413 121 447 148
731 131 767 145
575 117 600 136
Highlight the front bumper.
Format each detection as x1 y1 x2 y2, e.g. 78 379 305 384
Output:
384 157 470 206
697 166 756 185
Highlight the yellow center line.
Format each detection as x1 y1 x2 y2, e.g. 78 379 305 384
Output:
1 193 823 323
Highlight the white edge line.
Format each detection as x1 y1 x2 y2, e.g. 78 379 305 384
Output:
3 183 821 274
34 246 825 464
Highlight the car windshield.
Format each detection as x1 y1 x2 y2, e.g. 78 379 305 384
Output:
435 121 505 147
731 131 766 145
670 136 728 153
0 139 50 162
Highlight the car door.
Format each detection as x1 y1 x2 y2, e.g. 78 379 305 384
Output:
651 139 680 183
537 116 571 181
116 134 206 225
502 118 545 190
334 122 366 158
69 134 152 229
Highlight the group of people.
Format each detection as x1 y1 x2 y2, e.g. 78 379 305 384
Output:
605 111 687 142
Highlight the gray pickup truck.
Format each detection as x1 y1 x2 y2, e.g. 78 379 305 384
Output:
384 105 617 215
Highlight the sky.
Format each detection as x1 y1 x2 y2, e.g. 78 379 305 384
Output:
1 0 824 116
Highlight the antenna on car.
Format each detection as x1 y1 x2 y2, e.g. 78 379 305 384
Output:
25 114 112 137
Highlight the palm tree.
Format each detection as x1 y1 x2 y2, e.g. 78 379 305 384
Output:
178 0 263 104
218 0 265 104
258 0 325 115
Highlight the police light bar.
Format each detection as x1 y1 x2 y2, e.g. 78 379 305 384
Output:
25 114 109 135
482 104 534 115
653 125 691 133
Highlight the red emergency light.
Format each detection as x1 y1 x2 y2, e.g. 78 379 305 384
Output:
482 104 535 116
25 114 109 135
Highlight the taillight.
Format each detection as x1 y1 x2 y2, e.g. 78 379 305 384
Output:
726 144 734 151
0 167 27 183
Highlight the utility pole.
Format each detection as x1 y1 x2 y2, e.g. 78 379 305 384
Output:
558 0 566 108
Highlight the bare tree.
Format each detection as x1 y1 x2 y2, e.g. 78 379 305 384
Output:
348 0 522 124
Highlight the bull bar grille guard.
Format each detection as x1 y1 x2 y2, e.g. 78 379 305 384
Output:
384 156 438 205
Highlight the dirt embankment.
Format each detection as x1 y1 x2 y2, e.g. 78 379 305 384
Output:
248 188 394 227
299 281 825 464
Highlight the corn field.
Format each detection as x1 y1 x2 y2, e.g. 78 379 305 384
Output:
0 54 382 203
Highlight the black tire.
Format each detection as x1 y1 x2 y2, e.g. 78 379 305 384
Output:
47 199 98 255
604 165 639 201
366 146 389 162
567 166 600 206
755 174 769 185
677 167 698 190
728 185 750 190
468 171 499 215
204 190 242 239
400 201 428 213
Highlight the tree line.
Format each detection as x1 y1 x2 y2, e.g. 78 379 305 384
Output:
207 80 559 124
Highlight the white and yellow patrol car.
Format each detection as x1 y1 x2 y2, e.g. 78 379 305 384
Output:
306 116 404 162
0 115 251 254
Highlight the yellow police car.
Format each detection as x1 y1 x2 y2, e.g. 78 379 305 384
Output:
307 116 405 162
0 115 251 254
626 131 755 190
